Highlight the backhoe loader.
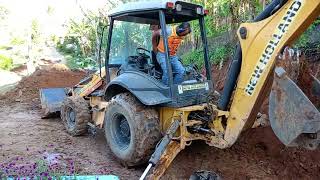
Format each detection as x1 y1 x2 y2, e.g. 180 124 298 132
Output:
40 0 320 179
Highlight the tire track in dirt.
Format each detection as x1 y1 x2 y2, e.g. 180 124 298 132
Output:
0 103 141 179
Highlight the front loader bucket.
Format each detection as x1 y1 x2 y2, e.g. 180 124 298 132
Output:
269 67 320 150
40 88 67 118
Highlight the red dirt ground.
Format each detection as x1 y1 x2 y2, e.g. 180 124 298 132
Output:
0 60 319 179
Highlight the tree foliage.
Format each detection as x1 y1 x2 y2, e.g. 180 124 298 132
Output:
0 54 13 70
191 0 269 39
57 9 108 69
181 0 269 66
295 18 320 49
57 0 317 69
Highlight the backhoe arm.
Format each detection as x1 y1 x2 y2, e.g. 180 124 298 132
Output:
213 0 320 148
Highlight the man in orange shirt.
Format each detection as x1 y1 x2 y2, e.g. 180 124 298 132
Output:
152 22 191 85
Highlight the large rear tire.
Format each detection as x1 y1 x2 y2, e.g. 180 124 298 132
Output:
104 92 161 166
61 96 91 136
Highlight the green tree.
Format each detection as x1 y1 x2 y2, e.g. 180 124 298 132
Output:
57 8 109 69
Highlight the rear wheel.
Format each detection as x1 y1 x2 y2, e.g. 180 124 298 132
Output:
104 93 161 166
61 96 91 136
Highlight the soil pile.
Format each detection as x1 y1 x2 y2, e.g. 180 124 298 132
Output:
186 49 320 179
0 64 86 104
165 126 320 179
211 59 231 92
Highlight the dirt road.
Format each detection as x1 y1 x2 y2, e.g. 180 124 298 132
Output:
1 64 320 179
1 101 320 179
0 102 141 179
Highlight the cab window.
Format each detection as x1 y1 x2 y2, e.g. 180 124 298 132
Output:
109 21 152 66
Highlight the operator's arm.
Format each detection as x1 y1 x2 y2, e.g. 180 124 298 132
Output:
152 27 173 53
152 30 161 52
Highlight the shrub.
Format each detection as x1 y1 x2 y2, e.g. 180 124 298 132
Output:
182 50 204 68
0 54 13 70
209 45 232 65
182 44 233 68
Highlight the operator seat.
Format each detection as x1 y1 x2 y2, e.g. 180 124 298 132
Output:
151 51 163 79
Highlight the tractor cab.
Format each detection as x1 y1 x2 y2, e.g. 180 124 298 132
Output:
103 0 213 107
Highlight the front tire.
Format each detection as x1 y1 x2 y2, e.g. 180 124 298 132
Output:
61 96 91 136
104 93 161 166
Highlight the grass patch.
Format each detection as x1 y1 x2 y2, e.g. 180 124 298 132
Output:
182 44 233 68
0 54 13 70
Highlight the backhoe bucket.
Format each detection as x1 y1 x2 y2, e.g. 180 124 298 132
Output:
269 67 320 150
40 88 67 118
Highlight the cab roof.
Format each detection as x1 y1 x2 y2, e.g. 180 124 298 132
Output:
109 0 205 24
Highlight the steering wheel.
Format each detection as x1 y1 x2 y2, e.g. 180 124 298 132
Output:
136 47 151 58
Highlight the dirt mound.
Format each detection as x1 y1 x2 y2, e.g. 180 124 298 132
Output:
211 59 231 92
1 65 86 104
238 127 320 179
196 51 320 179
164 127 320 179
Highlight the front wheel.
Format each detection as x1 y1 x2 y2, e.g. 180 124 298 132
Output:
61 96 91 136
104 93 161 166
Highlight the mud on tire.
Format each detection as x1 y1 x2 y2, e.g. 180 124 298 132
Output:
104 92 161 166
61 96 91 136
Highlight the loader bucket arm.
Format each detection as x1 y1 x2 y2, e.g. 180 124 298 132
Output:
39 68 106 118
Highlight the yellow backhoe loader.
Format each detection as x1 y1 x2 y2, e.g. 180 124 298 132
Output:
40 0 320 179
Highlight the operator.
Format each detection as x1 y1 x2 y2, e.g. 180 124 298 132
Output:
152 22 191 85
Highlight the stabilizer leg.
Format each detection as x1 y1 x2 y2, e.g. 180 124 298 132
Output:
148 141 181 180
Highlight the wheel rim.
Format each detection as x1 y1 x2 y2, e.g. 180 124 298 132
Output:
66 107 76 129
112 113 131 150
